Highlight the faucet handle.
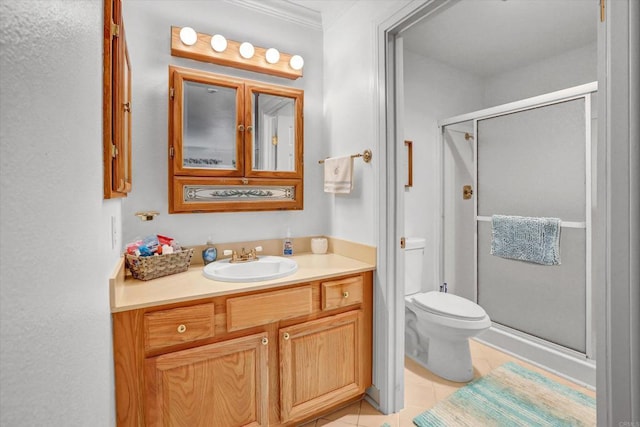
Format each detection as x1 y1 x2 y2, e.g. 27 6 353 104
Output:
223 249 233 257
255 246 263 252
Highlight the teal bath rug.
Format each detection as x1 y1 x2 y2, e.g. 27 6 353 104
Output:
413 362 595 426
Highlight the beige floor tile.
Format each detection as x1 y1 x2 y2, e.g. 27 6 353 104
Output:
432 382 463 401
404 380 436 408
471 355 493 377
319 401 361 425
316 419 359 427
398 405 427 426
357 400 399 427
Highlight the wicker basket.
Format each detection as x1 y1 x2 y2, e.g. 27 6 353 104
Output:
125 248 194 281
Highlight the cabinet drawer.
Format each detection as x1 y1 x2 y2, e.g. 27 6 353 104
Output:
144 303 215 352
322 276 363 310
227 286 313 332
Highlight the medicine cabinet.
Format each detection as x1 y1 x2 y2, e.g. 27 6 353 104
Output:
103 0 132 198
168 66 304 213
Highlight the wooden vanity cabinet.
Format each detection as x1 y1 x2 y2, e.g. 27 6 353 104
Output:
112 271 373 427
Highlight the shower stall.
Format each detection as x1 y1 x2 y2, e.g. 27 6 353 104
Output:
439 83 598 387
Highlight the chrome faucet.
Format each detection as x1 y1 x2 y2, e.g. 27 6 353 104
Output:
224 246 263 263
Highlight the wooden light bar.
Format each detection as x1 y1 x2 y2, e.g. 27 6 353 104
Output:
170 26 303 80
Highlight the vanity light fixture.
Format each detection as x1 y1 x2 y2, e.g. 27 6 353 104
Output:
265 48 280 64
170 26 303 80
239 42 255 59
179 27 198 46
289 54 304 71
210 34 227 52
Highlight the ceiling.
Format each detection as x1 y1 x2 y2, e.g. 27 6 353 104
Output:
284 0 597 77
401 0 598 77
283 0 357 29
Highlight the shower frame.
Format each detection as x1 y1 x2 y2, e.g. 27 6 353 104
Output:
437 82 598 383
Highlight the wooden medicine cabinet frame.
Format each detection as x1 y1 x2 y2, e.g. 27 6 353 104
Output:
168 66 304 213
103 0 132 199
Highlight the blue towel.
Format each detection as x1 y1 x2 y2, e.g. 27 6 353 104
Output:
491 215 561 265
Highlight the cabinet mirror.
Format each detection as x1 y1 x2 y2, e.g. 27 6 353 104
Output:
183 80 239 171
250 91 297 172
169 66 304 213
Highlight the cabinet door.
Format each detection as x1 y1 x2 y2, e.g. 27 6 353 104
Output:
244 82 303 179
113 42 132 193
103 0 132 198
169 67 245 178
280 311 365 423
145 333 269 427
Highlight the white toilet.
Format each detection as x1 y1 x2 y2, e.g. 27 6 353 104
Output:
404 237 491 382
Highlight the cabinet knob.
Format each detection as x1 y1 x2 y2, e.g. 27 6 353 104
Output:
177 324 187 334
283 332 290 340
261 337 269 345
343 291 349 298
247 125 253 132
238 124 245 132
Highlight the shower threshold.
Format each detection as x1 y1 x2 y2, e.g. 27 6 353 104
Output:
475 323 596 389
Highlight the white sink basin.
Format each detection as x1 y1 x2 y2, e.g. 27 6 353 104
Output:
203 256 298 282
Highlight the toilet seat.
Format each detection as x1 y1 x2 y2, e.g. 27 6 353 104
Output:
412 291 487 321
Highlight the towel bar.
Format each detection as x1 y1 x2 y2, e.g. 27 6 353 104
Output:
318 149 372 164
476 216 586 229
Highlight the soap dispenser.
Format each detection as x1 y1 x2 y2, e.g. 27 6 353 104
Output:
202 236 217 265
283 228 293 256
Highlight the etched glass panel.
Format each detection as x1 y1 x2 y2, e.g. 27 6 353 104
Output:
184 185 295 202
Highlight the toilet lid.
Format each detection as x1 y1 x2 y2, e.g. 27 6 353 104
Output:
412 291 487 320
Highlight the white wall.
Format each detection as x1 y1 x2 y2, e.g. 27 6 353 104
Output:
402 41 597 302
402 51 485 295
0 2 120 425
323 0 410 246
122 1 326 247
484 42 597 107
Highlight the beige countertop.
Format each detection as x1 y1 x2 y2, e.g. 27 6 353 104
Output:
110 238 376 313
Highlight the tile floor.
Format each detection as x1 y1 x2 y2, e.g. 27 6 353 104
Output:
300 339 596 427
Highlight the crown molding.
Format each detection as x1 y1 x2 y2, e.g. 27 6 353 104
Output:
227 0 323 31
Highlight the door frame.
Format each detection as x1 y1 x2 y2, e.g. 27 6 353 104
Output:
375 0 639 421
373 0 459 414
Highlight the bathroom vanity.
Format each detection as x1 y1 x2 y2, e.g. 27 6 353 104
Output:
110 246 375 426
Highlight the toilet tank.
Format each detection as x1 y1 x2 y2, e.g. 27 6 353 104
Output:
405 237 426 295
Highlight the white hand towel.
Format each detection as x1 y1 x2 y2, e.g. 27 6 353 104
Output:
323 156 353 194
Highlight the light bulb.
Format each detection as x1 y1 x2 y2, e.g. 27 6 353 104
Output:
210 34 227 52
289 54 304 70
179 27 198 46
239 42 255 59
265 48 280 64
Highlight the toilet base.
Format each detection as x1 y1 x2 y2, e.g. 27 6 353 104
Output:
411 336 475 383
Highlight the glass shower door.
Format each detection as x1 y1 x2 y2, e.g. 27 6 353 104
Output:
476 97 590 354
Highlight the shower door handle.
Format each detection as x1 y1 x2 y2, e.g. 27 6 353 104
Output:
463 185 473 200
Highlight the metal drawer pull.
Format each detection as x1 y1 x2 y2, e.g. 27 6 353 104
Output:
177 324 187 334
283 333 290 340
261 337 269 345
343 291 349 298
